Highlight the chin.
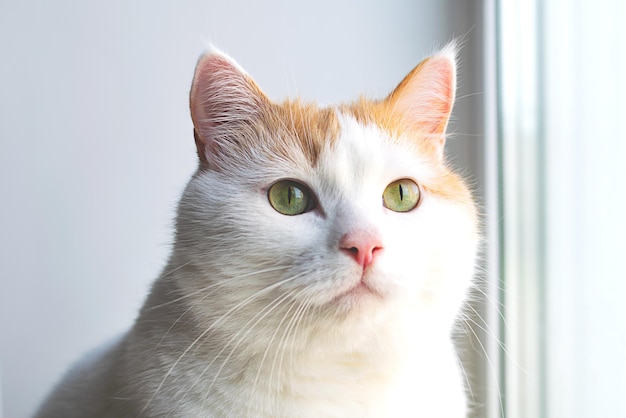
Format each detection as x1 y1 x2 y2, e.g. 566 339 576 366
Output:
321 279 398 326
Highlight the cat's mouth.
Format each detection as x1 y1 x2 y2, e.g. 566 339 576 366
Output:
330 276 382 307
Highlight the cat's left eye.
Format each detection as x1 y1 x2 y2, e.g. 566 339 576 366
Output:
268 180 314 216
383 179 420 212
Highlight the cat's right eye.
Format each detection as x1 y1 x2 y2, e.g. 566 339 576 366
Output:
268 180 314 216
383 179 420 212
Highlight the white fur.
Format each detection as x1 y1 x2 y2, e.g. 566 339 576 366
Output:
35 58 478 418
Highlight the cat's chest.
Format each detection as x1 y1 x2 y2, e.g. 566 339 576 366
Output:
201 369 402 418
174 342 464 418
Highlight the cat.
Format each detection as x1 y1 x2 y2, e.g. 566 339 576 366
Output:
35 44 478 417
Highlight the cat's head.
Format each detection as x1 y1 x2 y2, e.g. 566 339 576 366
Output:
175 46 478 338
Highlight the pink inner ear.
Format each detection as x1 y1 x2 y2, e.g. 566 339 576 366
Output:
387 53 456 155
189 51 268 165
189 53 252 135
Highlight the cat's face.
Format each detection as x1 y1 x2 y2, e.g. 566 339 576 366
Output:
176 48 477 338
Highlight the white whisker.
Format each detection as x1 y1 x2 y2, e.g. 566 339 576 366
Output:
251 293 302 405
204 282 305 397
141 273 299 414
270 290 313 397
145 265 290 311
461 311 505 418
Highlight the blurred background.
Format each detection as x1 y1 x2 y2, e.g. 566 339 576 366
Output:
1 1 624 417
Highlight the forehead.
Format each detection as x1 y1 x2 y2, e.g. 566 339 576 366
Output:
266 99 432 171
262 101 442 194
321 115 390 177
316 114 431 196
265 101 339 166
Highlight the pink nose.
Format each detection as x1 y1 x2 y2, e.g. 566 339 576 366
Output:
340 232 384 269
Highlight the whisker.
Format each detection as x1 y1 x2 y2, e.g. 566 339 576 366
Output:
461 312 506 418
270 291 312 394
465 305 526 377
455 91 483 101
286 296 314 375
145 265 290 311
152 303 195 353
140 273 299 414
160 261 193 279
204 284 304 397
151 281 238 352
251 294 302 404
174 287 299 414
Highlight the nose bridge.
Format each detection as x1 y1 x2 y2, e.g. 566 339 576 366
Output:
332 202 384 269
332 199 377 237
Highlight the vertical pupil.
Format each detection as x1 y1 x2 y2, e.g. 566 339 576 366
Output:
288 186 293 204
398 183 404 201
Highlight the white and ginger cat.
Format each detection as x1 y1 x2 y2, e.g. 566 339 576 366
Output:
35 45 478 417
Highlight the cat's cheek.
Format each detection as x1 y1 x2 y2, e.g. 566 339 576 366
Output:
409 202 477 307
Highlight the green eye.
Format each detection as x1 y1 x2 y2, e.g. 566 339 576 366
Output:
268 180 313 216
383 179 420 212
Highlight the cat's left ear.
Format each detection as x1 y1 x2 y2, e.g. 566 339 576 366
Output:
189 48 270 167
385 45 456 159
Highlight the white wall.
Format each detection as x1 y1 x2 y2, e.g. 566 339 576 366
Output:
0 1 484 417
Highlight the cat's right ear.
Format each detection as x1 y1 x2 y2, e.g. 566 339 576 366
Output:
383 44 457 160
189 49 269 167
